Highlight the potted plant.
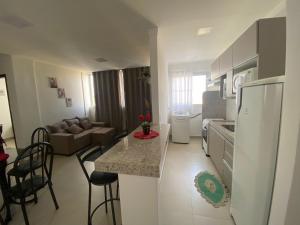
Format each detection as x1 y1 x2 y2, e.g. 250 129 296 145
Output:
138 112 151 135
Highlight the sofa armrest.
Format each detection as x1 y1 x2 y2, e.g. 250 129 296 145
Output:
49 133 74 155
92 122 109 127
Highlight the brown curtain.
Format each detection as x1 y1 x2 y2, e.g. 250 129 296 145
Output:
93 70 124 132
123 67 152 133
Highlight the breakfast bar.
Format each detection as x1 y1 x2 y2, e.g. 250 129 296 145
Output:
95 124 170 225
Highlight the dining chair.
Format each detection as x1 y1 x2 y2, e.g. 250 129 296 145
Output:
8 142 59 225
7 127 49 204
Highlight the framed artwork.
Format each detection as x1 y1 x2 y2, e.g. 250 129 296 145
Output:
66 98 72 107
57 88 65 98
48 77 58 88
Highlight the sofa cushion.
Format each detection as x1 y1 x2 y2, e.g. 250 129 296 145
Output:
64 118 80 127
47 122 68 134
67 124 83 134
81 120 93 129
77 117 93 130
60 121 69 130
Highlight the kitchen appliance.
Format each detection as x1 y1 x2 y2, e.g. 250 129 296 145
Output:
171 113 190 143
232 67 258 95
201 91 226 154
220 70 234 99
230 76 285 225
202 118 224 155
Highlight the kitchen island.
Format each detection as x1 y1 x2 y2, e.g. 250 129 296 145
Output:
95 124 170 225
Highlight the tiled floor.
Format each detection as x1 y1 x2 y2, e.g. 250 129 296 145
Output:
3 137 234 225
159 138 234 225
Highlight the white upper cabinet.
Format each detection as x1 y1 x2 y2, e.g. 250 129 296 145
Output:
211 58 220 80
232 23 258 67
210 17 286 81
219 46 233 76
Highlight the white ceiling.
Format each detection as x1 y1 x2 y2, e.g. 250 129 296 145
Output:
0 0 285 71
0 0 155 71
122 0 285 64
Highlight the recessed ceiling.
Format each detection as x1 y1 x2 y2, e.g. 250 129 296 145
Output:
0 0 285 71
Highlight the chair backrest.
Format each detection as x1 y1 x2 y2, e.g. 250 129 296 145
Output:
31 127 49 145
13 142 54 189
76 147 103 181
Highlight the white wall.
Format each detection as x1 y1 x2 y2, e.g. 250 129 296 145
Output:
157 31 169 124
0 78 13 139
34 61 86 125
168 60 211 72
11 56 41 147
0 54 88 148
149 28 160 124
149 28 169 125
168 60 211 136
269 0 300 224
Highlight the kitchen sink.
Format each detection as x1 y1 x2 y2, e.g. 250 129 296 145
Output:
222 125 235 132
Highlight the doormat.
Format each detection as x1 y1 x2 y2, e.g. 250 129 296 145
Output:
194 171 229 208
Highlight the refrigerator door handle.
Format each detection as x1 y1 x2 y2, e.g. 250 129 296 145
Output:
237 87 243 115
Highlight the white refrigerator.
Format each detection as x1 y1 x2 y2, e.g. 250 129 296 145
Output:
230 76 284 225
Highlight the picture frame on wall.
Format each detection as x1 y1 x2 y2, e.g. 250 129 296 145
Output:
48 77 58 88
66 98 72 107
57 88 65 98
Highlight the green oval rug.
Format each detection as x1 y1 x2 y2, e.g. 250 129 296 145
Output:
194 171 229 208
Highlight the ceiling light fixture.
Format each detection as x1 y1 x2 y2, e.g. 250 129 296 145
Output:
197 27 212 36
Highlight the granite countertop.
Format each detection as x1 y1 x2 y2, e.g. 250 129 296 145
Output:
94 124 170 178
209 120 235 143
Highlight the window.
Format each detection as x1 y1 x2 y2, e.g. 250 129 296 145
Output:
192 75 206 104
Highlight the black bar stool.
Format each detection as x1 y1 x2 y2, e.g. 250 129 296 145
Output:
76 147 119 225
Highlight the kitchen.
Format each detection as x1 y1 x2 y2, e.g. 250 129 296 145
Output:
170 16 286 225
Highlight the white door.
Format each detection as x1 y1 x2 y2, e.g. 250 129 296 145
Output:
231 83 283 225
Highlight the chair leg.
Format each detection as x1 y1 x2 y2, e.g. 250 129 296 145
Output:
104 185 108 214
48 182 59 209
33 193 38 204
116 181 119 199
0 214 4 225
109 184 117 225
32 171 38 204
88 184 92 225
20 197 30 225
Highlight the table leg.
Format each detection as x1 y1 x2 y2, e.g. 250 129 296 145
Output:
118 174 159 225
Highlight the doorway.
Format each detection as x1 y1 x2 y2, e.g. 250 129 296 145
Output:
0 74 16 149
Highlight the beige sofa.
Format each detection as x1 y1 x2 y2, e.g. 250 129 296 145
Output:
46 117 115 155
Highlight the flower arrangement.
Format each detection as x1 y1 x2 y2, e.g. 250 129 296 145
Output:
138 112 151 135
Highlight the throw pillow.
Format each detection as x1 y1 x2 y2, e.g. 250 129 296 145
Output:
60 121 69 130
80 119 93 130
64 118 80 127
47 123 67 133
67 124 83 134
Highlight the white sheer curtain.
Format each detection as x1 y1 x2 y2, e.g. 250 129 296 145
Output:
170 70 193 114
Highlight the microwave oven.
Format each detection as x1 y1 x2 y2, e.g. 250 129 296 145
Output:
232 67 258 94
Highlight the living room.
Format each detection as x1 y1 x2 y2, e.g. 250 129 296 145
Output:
1 1 300 225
